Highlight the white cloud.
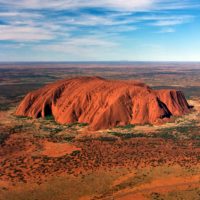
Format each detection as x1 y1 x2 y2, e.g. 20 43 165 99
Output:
102 0 154 11
60 14 133 26
64 37 118 47
0 12 41 18
1 0 199 11
33 35 119 60
153 19 183 26
37 36 118 51
159 27 175 33
0 0 155 11
151 16 193 26
0 25 54 41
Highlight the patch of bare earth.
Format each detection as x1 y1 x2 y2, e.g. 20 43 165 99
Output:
41 141 81 157
114 174 200 200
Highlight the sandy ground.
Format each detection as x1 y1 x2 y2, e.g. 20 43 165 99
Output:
115 174 200 200
41 141 81 157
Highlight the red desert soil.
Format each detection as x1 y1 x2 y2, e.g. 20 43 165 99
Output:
15 76 191 130
115 174 200 200
41 141 81 157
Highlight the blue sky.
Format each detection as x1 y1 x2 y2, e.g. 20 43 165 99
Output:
0 0 200 61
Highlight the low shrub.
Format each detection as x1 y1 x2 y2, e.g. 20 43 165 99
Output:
0 103 10 111
116 124 135 129
108 131 146 139
0 133 9 144
151 132 176 140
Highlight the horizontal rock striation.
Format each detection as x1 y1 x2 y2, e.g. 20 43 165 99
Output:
15 77 191 130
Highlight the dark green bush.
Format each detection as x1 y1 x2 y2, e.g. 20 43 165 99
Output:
117 124 135 129
45 115 55 121
0 103 10 111
0 133 9 144
71 150 81 156
152 132 176 140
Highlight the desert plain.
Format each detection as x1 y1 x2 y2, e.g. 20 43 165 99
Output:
0 62 200 200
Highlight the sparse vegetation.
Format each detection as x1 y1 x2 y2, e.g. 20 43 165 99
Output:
151 132 177 140
98 136 118 142
70 150 81 156
0 103 10 111
191 135 200 140
15 115 32 120
9 125 27 134
0 132 10 144
45 115 54 121
116 124 135 129
39 124 64 134
66 122 88 128
150 192 164 200
108 131 147 139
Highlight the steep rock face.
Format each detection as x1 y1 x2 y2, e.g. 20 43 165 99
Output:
15 77 191 130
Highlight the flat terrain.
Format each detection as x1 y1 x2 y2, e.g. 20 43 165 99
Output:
0 63 200 200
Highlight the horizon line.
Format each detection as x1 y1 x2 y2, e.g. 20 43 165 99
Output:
1 61 200 64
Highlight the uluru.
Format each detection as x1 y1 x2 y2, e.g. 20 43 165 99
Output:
15 76 191 130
